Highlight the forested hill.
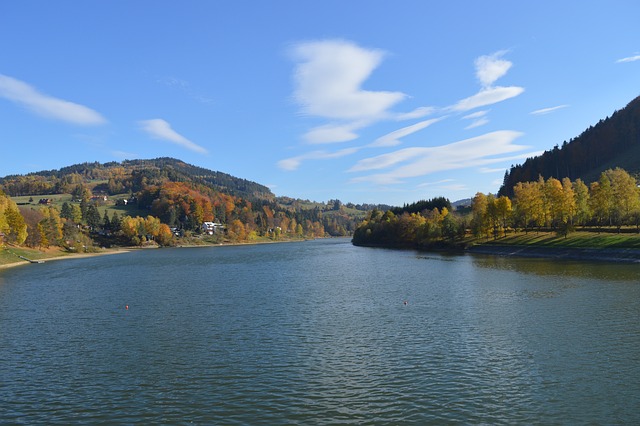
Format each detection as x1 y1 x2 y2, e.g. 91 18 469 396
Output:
0 157 274 201
499 95 640 197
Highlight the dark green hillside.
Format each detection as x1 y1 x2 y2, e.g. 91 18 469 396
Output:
499 95 640 197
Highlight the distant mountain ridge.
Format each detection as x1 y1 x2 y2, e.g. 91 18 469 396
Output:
499 95 640 197
0 157 274 201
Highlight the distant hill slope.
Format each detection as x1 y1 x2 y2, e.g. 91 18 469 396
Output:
0 157 274 201
499 95 640 197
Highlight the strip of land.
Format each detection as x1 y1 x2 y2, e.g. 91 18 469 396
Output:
468 245 640 263
0 247 131 270
467 231 640 263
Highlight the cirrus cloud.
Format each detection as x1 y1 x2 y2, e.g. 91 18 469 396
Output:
616 54 640 63
370 118 444 148
0 74 107 125
530 105 569 115
451 86 524 112
277 147 359 171
349 130 533 184
138 118 208 154
303 120 369 144
449 51 524 112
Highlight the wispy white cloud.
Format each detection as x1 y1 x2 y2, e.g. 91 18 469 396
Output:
394 106 435 121
463 110 488 120
418 179 468 193
616 54 640 63
138 119 208 154
451 86 524 112
349 130 532 185
449 51 524 112
289 40 433 145
475 51 512 87
417 179 455 187
530 105 569 115
465 118 489 129
277 147 359 171
370 118 443 148
479 166 507 173
304 121 369 144
462 110 489 129
291 40 406 121
281 117 441 171
439 183 469 192
0 74 107 125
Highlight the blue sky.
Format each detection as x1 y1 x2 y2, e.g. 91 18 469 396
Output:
1 1 639 206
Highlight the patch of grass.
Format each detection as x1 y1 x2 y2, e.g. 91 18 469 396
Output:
11 193 151 221
485 231 640 249
0 246 66 266
11 194 73 206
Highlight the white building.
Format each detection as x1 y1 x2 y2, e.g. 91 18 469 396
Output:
202 222 225 235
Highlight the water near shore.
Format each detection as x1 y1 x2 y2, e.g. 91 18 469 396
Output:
1 239 639 424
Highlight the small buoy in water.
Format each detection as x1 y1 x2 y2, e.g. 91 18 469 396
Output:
125 305 129 310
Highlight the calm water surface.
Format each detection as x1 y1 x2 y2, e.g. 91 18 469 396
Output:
1 239 639 424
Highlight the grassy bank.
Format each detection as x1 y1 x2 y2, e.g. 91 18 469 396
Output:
0 245 121 269
479 231 640 249
1 246 56 266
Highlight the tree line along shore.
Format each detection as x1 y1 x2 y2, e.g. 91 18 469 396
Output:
352 167 640 260
4 167 640 267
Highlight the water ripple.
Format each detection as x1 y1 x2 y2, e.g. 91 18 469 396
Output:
1 240 640 424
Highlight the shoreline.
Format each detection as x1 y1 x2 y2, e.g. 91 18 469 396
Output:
7 238 637 270
467 244 640 263
0 248 132 271
353 240 640 263
0 237 320 271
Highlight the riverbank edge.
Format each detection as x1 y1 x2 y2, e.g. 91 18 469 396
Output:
0 248 133 270
0 237 322 271
352 240 640 263
467 244 640 263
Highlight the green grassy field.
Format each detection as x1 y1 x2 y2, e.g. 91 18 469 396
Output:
12 193 149 220
12 194 73 205
0 246 61 266
483 231 640 249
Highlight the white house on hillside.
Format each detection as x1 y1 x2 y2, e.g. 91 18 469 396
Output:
202 222 225 235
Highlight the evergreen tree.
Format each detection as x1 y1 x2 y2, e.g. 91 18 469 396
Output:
103 211 111 230
111 211 121 232
60 202 73 220
86 204 102 231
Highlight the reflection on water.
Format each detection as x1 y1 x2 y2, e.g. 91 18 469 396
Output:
471 252 640 281
1 239 639 424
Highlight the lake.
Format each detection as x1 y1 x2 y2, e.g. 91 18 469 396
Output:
1 238 639 424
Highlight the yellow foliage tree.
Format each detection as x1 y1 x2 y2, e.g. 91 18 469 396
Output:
0 192 28 245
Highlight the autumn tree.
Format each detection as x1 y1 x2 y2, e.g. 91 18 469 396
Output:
544 177 565 228
589 176 612 230
513 181 543 232
40 206 64 246
471 192 490 238
495 196 512 237
20 207 45 247
156 223 174 246
573 179 590 226
606 168 640 231
228 219 247 241
1 193 28 245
